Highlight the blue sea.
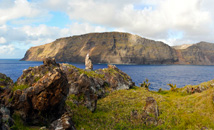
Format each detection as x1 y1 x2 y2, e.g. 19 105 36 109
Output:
0 59 214 91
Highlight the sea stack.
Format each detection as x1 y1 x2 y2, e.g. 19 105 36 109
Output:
85 53 93 70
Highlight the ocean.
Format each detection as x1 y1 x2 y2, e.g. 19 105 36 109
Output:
0 59 214 91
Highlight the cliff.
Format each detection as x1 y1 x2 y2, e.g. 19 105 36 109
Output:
21 32 178 64
174 42 214 65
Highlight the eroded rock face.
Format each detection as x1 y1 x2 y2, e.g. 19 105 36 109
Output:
8 58 69 125
142 97 159 126
85 53 93 70
49 113 76 130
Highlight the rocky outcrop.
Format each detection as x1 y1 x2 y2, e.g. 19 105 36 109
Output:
21 32 178 64
49 113 76 130
5 58 69 125
85 53 93 70
142 97 159 126
60 63 134 112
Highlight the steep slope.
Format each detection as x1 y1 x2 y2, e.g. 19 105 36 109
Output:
174 42 214 65
22 32 178 64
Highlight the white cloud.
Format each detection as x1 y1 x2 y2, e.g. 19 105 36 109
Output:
38 0 212 45
0 44 15 56
2 0 214 58
0 0 43 25
0 37 6 44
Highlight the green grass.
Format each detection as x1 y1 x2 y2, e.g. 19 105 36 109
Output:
11 113 41 130
0 78 5 82
67 82 214 130
12 84 29 92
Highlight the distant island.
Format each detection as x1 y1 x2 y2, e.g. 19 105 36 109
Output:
22 32 214 65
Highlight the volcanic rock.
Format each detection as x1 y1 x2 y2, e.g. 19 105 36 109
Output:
8 58 69 125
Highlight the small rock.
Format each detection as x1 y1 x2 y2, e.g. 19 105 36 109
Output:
144 97 159 118
49 113 76 130
142 97 159 126
85 53 93 70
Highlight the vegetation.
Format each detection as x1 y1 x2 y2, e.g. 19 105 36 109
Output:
12 84 29 92
140 78 150 90
66 64 105 79
65 79 214 129
11 113 40 130
168 83 177 91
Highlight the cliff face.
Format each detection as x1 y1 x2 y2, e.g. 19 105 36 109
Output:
22 32 178 64
174 42 214 65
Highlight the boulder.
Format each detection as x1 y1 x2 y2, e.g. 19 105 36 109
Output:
142 97 159 126
85 53 93 70
49 113 76 130
7 58 69 125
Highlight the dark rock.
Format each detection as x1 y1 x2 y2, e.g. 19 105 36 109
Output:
142 97 159 126
6 58 69 125
85 53 93 70
49 113 76 130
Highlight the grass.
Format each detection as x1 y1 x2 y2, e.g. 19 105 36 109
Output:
66 64 105 79
12 84 29 92
67 81 214 130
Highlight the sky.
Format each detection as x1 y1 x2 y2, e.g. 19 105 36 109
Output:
0 0 214 58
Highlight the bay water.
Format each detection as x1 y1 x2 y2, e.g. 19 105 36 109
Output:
0 59 214 91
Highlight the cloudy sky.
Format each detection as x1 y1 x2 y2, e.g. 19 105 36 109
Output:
0 0 214 58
